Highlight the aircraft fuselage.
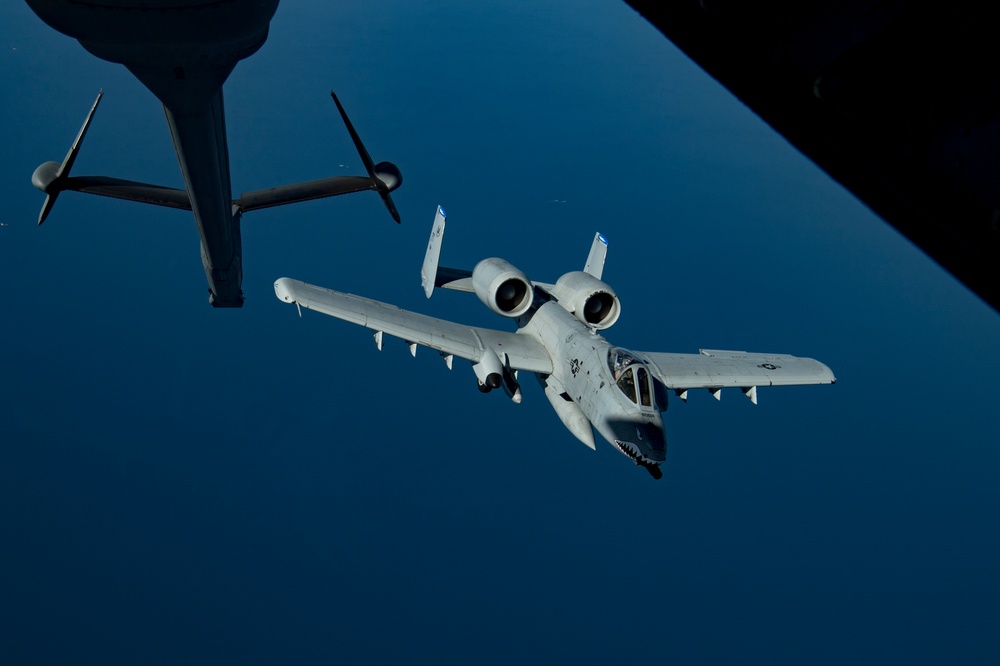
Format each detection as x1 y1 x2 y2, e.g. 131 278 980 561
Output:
520 301 668 469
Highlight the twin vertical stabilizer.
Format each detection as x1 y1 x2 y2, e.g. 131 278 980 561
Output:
421 205 448 298
583 232 608 279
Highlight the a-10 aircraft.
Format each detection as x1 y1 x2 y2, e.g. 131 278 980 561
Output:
26 0 400 307
274 207 836 478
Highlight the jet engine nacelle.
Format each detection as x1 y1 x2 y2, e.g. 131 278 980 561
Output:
472 258 534 318
551 271 621 330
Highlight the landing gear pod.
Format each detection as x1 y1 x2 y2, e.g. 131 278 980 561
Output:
472 351 504 392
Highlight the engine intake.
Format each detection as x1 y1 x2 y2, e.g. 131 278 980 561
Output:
472 258 533 318
552 271 621 330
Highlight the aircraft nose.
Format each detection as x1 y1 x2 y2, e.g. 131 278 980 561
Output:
607 419 667 462
637 423 667 462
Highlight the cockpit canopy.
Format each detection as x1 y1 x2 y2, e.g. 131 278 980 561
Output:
607 347 654 409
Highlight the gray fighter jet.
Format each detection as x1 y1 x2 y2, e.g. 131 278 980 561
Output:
26 0 401 307
274 207 835 479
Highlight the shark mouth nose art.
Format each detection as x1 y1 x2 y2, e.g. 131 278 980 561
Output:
613 439 664 479
614 439 653 466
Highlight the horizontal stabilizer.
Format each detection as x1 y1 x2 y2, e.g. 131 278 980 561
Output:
435 267 473 291
238 176 375 211
331 91 401 223
64 171 393 212
62 176 191 209
33 90 103 224
240 92 403 217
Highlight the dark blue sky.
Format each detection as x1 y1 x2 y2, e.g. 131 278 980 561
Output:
3 2 999 663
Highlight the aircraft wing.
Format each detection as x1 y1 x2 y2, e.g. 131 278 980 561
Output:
274 278 554 374
638 349 835 392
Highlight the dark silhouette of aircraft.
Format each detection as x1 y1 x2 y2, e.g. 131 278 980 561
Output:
625 1 1000 313
26 0 401 308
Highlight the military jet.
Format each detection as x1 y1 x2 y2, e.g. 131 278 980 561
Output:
26 0 401 308
274 207 835 478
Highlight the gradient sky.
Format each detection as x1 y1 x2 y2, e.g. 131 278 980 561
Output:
3 2 999 664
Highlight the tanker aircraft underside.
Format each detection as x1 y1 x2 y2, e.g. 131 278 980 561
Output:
27 0 401 307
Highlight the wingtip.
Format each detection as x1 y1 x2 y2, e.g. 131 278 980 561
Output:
273 277 296 303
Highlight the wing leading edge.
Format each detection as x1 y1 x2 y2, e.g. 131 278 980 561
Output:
274 278 553 374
